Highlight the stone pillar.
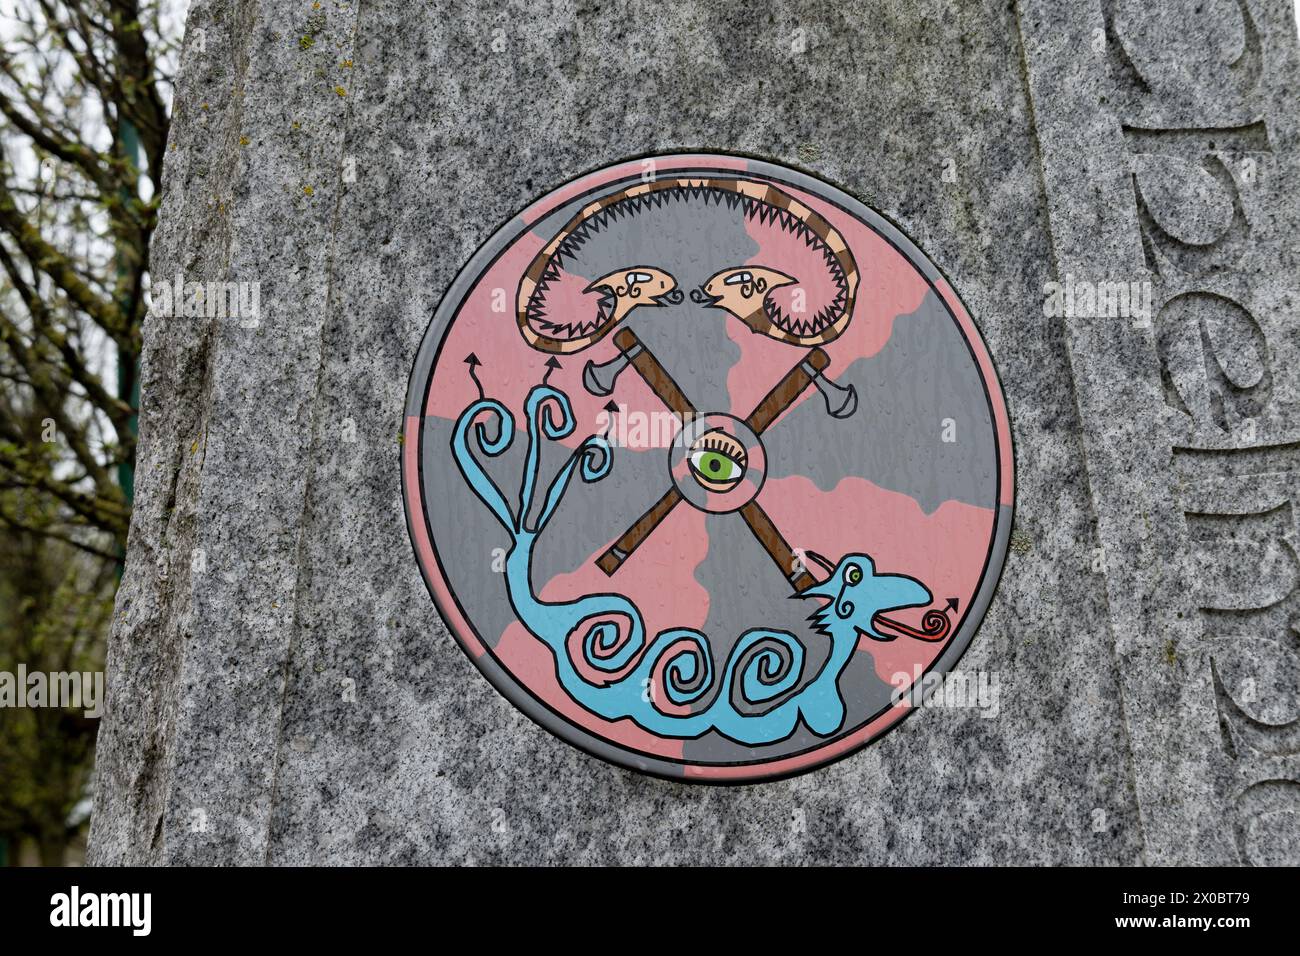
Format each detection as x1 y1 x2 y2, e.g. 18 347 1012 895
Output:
89 0 1299 865
1019 0 1300 865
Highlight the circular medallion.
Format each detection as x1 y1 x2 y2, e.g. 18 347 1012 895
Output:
403 154 1014 782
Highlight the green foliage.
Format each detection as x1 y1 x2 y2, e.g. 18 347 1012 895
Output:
0 476 115 864
0 0 178 864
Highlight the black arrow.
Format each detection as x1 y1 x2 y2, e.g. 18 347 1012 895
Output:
602 400 620 441
542 356 562 385
464 353 483 399
945 597 960 613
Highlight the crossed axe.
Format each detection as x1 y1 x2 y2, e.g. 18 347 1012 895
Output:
584 328 854 593
579 329 957 641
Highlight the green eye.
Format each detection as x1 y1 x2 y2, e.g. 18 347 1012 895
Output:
687 428 748 493
691 450 741 481
845 564 863 585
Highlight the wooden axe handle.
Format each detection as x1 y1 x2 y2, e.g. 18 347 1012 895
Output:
745 348 830 435
597 486 684 576
739 500 817 592
613 328 697 420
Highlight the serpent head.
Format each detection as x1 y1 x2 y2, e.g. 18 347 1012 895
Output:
517 177 857 354
799 551 932 642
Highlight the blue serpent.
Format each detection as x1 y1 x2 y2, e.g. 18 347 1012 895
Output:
450 383 933 745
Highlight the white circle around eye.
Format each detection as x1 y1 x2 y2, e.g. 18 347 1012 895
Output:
668 413 766 514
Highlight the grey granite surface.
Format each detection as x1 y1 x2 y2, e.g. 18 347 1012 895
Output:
88 0 1300 865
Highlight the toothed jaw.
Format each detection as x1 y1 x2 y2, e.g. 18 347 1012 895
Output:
765 300 836 338
527 286 616 342
522 181 854 346
528 284 678 344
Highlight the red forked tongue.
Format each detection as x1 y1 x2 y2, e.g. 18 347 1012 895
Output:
871 600 959 642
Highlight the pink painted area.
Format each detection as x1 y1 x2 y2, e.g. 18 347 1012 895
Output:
404 415 485 659
744 218 843 323
725 189 930 420
424 231 634 450
491 504 712 757
935 276 1014 507
523 265 598 339
425 228 540 416
519 154 752 226
756 473 994 690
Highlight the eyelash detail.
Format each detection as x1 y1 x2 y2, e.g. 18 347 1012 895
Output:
695 432 747 467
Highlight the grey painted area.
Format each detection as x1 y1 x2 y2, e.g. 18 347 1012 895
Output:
682 515 897 765
88 0 1298 865
543 188 760 284
765 289 997 514
419 414 669 651
626 302 744 417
